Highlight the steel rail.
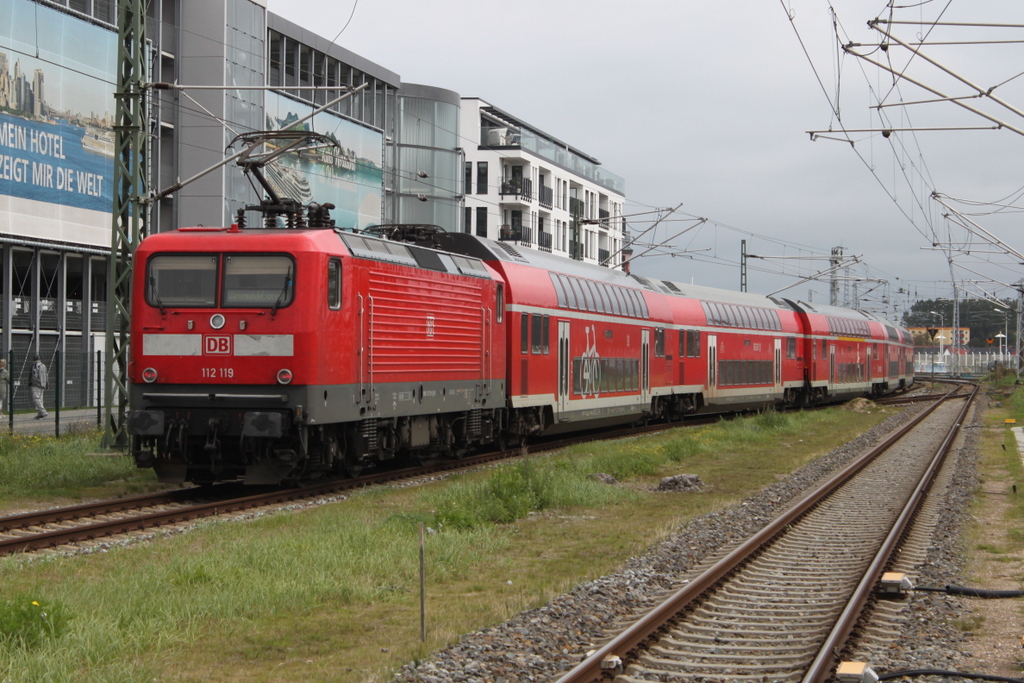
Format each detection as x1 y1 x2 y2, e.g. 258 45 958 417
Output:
553 384 965 683
802 382 977 683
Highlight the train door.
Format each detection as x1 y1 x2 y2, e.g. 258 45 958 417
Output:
829 344 836 390
641 329 651 406
706 334 718 400
774 338 782 396
557 321 570 417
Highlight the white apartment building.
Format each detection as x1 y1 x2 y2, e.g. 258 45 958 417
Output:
460 98 627 269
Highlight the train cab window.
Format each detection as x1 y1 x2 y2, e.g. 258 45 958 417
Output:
543 315 550 353
223 255 295 309
327 258 341 310
496 284 504 323
679 331 686 358
147 254 218 308
521 314 529 354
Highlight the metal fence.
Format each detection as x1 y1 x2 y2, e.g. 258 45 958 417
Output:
915 350 1017 376
2 348 105 436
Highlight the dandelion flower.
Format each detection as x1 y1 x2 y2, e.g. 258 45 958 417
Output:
32 601 39 606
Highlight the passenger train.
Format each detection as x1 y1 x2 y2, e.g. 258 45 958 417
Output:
127 218 914 485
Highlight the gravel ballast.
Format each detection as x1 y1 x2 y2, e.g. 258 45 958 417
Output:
393 401 983 683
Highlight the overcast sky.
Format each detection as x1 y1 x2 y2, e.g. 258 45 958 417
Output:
268 0 1024 318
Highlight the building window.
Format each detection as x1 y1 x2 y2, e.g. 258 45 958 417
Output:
476 207 488 238
464 162 472 196
464 207 471 234
476 161 488 194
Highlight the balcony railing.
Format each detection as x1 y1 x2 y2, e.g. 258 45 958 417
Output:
500 177 532 202
499 224 534 246
539 185 553 209
598 248 611 266
599 208 610 220
537 231 552 252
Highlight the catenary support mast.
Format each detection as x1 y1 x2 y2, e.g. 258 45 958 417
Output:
102 0 147 448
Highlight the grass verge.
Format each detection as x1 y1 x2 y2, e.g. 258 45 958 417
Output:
0 405 891 682
0 428 164 508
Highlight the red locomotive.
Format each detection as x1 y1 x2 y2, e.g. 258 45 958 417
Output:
127 217 913 485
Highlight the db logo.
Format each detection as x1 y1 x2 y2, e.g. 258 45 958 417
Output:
204 335 232 355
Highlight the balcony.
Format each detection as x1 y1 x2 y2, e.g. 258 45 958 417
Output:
539 184 553 209
500 177 532 202
537 231 552 252
598 248 611 266
499 224 534 246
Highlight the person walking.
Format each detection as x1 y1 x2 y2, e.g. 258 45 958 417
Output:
30 354 48 419
0 359 8 417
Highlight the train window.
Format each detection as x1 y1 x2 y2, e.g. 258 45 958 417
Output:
621 288 636 318
595 283 609 314
787 337 796 360
327 258 341 310
598 282 610 315
686 330 701 358
585 281 599 313
147 254 218 308
550 273 567 308
521 314 529 354
543 315 550 354
532 313 543 354
821 339 827 356
612 286 627 316
569 278 588 312
583 280 599 313
223 255 295 308
679 330 686 358
496 284 504 323
635 290 649 318
561 275 578 310
654 328 665 358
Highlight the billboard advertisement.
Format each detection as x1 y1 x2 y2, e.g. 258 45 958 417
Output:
0 0 116 218
264 91 383 230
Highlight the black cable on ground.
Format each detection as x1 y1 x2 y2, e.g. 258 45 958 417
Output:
879 670 1024 682
914 585 1024 598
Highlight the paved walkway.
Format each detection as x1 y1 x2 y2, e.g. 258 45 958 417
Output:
2 408 104 436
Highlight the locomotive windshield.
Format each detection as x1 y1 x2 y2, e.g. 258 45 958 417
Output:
223 254 294 308
147 254 217 307
145 253 294 309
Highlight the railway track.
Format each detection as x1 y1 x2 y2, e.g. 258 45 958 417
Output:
0 390 934 558
554 383 975 683
0 419 678 556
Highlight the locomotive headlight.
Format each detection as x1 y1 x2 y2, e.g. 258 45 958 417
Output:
142 367 158 384
210 313 226 329
276 368 293 385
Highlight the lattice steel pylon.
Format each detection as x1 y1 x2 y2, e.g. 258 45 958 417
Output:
102 0 147 448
